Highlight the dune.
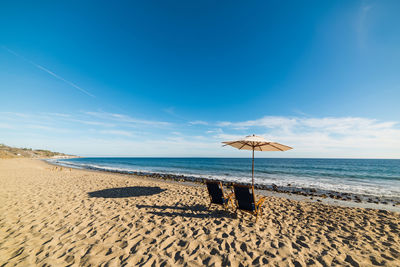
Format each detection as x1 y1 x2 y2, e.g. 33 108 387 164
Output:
0 158 399 266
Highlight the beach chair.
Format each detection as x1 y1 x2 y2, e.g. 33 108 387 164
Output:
233 184 266 222
206 181 234 210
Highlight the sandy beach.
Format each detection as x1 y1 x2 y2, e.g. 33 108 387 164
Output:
1 159 399 266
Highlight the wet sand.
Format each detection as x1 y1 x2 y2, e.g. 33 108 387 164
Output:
1 158 399 266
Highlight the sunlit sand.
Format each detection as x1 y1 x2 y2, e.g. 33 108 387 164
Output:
1 159 399 266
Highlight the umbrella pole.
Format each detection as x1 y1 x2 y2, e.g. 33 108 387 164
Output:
252 148 254 186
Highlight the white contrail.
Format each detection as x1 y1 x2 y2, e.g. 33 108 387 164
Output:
2 46 95 98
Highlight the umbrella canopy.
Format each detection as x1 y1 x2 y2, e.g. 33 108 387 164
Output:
222 135 292 186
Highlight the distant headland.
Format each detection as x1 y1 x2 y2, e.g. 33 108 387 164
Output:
0 144 77 159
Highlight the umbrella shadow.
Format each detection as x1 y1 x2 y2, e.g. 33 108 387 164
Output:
88 186 166 198
136 204 234 219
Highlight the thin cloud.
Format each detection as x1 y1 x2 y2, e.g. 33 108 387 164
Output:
218 116 297 129
85 111 170 126
0 112 31 118
162 106 188 121
356 3 373 50
215 133 243 141
25 124 70 133
218 116 399 133
189 120 208 125
99 130 134 137
26 125 57 131
163 107 175 115
0 123 13 129
2 46 95 98
2 111 400 158
217 116 400 157
40 112 71 118
67 119 115 127
0 111 170 131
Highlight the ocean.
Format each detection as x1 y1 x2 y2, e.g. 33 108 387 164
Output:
51 157 400 200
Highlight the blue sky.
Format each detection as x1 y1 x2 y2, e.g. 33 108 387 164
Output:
1 0 400 158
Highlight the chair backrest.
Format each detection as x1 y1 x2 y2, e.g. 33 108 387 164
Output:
206 181 224 205
233 184 255 211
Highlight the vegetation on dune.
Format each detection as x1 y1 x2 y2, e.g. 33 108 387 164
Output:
0 144 73 158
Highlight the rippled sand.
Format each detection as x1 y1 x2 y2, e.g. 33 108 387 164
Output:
1 159 399 266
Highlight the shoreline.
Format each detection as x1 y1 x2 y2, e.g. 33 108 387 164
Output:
47 159 400 213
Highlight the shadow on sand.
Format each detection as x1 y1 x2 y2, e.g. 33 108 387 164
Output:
88 186 166 198
136 204 234 219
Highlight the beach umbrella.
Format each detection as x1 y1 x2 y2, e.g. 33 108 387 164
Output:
222 135 292 186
